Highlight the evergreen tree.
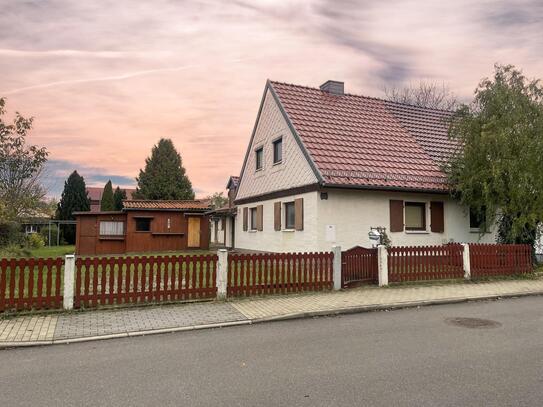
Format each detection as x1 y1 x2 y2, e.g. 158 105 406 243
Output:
57 171 90 243
100 180 115 211
113 186 127 210
134 138 195 200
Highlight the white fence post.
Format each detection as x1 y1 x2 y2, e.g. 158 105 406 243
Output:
377 245 388 287
462 243 471 280
332 245 342 290
216 249 228 300
63 254 75 310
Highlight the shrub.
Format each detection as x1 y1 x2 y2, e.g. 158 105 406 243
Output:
0 221 24 247
0 244 31 258
40 224 59 246
26 232 45 249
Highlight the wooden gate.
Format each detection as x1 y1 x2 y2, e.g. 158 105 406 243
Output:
341 246 378 287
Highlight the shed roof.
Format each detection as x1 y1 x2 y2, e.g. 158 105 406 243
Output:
122 200 211 211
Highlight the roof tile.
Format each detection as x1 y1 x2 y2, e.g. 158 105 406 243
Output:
270 81 456 192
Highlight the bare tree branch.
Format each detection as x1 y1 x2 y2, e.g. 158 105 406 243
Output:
383 81 458 110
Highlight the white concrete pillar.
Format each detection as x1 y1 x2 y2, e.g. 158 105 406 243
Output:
377 245 388 287
462 243 471 280
63 254 75 310
332 245 342 290
216 249 228 299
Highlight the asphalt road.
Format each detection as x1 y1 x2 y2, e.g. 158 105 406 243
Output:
1 296 543 407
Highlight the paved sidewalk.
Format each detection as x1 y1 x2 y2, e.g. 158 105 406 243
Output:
1 279 543 348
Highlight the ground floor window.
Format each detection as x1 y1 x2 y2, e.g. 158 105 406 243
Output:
135 218 152 232
284 202 295 229
405 202 426 231
250 208 257 230
469 207 487 230
100 221 124 236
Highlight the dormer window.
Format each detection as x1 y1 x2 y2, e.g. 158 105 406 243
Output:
273 137 282 164
255 147 263 171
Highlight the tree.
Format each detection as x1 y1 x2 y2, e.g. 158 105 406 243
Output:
57 171 90 243
206 192 228 209
134 138 194 200
0 97 48 221
445 64 543 246
113 186 127 211
100 180 115 211
384 81 458 110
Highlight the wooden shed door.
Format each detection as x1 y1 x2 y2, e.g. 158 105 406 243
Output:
188 217 201 248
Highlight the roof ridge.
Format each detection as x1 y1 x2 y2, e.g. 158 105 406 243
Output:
269 80 455 114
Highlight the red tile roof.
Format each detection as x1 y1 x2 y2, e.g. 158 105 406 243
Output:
270 81 456 192
122 200 211 211
86 187 136 201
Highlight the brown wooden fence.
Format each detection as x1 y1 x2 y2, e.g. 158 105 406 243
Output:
0 257 64 312
227 252 333 297
74 254 217 308
388 244 464 283
341 246 378 286
470 244 532 277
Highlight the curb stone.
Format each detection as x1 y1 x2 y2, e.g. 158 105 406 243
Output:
1 290 542 350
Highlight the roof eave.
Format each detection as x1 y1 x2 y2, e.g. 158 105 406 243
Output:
321 182 450 195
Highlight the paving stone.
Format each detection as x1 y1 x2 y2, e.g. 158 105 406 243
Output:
1 279 543 344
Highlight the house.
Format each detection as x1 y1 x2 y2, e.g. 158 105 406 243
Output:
86 186 136 212
233 79 497 253
74 200 211 255
208 176 239 248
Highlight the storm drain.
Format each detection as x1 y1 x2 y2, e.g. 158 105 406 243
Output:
445 317 502 329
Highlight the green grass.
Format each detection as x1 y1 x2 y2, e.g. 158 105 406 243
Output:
29 245 76 258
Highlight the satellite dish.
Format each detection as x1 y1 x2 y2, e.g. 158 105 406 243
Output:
368 229 381 241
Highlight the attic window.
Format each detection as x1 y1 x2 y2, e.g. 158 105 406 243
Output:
255 147 263 171
273 138 282 164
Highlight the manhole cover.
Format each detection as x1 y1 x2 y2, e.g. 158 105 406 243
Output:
445 317 502 329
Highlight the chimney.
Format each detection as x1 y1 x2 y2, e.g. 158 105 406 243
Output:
319 80 344 95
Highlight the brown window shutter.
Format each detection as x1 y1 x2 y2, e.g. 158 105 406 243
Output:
243 207 248 231
430 201 444 233
294 198 304 231
256 205 263 231
221 218 226 230
274 202 281 231
389 200 404 232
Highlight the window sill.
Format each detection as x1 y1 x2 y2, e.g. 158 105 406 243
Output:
248 230 257 233
282 229 295 233
272 161 282 166
405 230 429 234
99 236 125 240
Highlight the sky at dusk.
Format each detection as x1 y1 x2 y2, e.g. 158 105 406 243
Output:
1 0 542 198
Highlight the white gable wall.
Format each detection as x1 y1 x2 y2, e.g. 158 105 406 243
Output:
235 89 318 201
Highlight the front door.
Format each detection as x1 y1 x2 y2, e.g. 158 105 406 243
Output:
188 217 201 248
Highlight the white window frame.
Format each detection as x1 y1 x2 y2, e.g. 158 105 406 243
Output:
404 201 428 233
99 221 124 236
250 207 258 231
284 201 295 230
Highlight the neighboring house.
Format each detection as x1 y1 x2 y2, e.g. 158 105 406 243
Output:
86 187 136 212
208 176 238 248
74 200 211 255
233 79 497 252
